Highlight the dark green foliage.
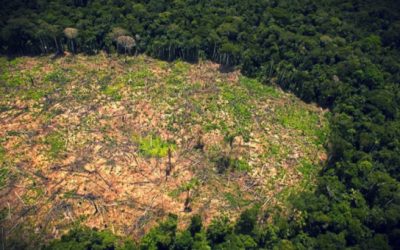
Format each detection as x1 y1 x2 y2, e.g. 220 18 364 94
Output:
235 207 258 235
206 216 232 245
44 227 135 250
2 0 400 249
173 231 193 250
140 214 178 250
188 215 202 236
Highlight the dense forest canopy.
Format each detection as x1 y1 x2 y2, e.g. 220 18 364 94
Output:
1 0 400 249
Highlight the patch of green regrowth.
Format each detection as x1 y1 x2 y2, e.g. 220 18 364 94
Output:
101 82 124 100
235 127 251 143
44 69 69 85
0 71 28 88
171 60 190 75
24 88 47 101
122 68 156 88
297 160 319 190
156 60 169 70
221 84 252 141
276 104 328 145
203 123 220 132
9 57 24 67
166 60 190 87
276 105 317 131
137 134 175 158
267 142 281 157
239 76 280 98
44 131 66 159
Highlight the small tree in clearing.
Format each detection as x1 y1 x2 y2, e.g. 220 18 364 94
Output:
63 27 78 54
116 35 135 55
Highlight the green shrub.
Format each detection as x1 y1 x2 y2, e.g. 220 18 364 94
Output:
45 131 66 159
138 134 175 158
140 214 178 250
44 227 135 250
102 82 124 100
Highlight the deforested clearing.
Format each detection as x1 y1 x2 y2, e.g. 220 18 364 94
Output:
0 54 328 239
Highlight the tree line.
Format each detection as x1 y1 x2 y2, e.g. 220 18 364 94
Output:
1 0 400 248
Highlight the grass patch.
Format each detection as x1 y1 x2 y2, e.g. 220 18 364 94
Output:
166 60 190 87
9 57 24 67
44 131 66 159
268 142 281 156
221 85 252 141
24 88 47 101
171 60 190 75
101 82 124 100
137 134 175 158
276 104 328 145
240 76 280 98
121 68 155 88
0 71 28 88
44 69 69 85
297 160 319 190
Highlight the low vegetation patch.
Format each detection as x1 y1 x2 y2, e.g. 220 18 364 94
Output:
137 134 175 158
44 131 66 159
